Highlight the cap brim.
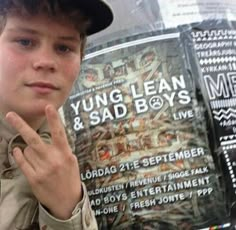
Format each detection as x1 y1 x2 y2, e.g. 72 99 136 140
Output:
76 0 113 35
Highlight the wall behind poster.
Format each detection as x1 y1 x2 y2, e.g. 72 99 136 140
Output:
62 1 236 229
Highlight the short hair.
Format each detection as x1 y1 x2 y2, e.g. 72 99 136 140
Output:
0 0 91 57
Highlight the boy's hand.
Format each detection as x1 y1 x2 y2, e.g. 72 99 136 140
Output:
6 105 82 220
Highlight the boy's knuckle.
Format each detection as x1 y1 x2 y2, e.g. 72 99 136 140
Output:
28 136 39 145
66 153 77 165
50 160 62 172
23 147 31 157
32 174 44 185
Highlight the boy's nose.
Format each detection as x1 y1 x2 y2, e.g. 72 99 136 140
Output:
32 49 57 72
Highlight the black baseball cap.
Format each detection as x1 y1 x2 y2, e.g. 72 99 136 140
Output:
68 0 114 35
0 0 114 36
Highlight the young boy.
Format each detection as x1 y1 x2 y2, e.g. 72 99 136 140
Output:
0 0 113 229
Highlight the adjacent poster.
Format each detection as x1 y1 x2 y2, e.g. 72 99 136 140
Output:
185 19 236 221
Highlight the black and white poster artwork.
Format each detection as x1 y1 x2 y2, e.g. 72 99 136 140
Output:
62 0 236 229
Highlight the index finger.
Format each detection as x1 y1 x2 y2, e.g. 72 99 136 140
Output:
5 112 44 149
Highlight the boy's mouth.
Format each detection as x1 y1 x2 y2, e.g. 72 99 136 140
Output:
26 82 59 94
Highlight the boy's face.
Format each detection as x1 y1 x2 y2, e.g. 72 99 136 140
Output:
0 12 82 119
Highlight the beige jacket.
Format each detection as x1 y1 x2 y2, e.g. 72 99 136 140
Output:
0 115 98 230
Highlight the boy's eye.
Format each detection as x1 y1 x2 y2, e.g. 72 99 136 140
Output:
57 44 71 53
17 39 33 47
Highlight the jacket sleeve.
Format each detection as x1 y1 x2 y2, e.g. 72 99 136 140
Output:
38 183 98 230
